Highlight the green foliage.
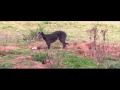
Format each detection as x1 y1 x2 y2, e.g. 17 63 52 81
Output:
0 62 14 68
2 54 14 60
22 49 32 55
9 49 22 55
32 52 47 63
63 55 97 68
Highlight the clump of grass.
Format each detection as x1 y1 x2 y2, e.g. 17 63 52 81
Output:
2 25 13 29
2 54 14 60
0 62 14 68
9 48 32 56
0 42 9 46
32 52 47 63
98 59 119 69
9 49 22 55
22 48 32 55
109 62 120 69
103 56 117 61
23 61 35 66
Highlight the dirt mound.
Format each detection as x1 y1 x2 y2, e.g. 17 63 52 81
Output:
0 45 19 56
12 64 48 69
9 55 49 69
0 45 19 51
66 42 120 58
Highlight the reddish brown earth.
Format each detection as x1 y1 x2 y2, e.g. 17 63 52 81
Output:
0 41 120 68
0 45 20 56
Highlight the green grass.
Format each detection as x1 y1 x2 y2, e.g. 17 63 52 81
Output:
0 62 14 69
0 42 9 46
99 60 120 69
0 21 120 43
9 48 32 56
2 54 14 60
36 50 98 68
9 49 22 55
103 56 117 61
0 48 32 60
96 55 120 69
63 54 98 68
0 62 14 68
109 62 120 68
31 52 47 63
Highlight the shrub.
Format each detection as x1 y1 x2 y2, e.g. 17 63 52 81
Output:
21 25 44 41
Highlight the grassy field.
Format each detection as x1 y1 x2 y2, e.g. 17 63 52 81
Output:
0 21 120 43
0 21 120 69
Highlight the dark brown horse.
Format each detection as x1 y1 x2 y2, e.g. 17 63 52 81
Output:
37 31 68 49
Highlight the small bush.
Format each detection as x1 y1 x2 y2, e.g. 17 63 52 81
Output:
32 52 47 63
21 25 44 41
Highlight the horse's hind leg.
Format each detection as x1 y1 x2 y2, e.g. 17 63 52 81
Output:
46 42 51 49
59 38 66 48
